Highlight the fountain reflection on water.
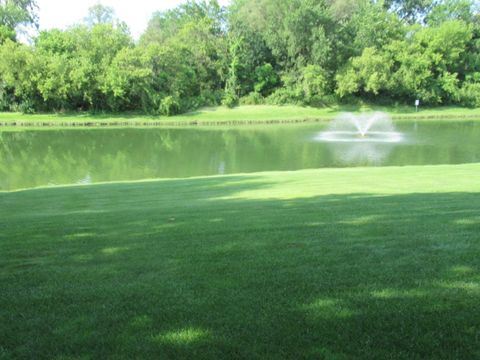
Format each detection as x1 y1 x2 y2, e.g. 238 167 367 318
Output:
315 112 405 165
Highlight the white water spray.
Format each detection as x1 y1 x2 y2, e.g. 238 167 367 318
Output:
315 113 405 165
316 112 404 143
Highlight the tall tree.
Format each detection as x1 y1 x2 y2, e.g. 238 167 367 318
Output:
427 0 478 25
84 3 116 26
383 0 435 23
0 0 37 41
140 0 224 45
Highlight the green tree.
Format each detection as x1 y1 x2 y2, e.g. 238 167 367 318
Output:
223 35 242 107
140 0 224 45
0 39 37 110
336 47 393 98
336 19 473 104
0 23 15 43
0 0 38 31
253 63 278 96
383 0 435 23
84 3 116 26
104 47 152 111
427 0 477 25
393 20 472 103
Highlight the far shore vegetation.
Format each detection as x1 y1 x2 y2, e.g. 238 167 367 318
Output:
0 1 479 117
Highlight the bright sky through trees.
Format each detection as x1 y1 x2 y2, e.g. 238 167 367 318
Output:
36 0 230 38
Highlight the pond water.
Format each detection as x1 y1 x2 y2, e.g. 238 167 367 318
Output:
1 119 480 191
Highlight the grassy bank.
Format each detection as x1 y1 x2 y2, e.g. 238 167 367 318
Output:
1 163 480 359
1 104 480 127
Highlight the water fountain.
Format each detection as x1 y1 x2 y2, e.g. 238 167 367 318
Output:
315 112 405 165
316 112 404 143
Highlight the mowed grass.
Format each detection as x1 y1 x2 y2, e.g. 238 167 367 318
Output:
1 164 480 359
1 104 480 126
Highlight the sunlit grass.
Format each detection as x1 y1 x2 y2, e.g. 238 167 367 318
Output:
370 288 429 299
1 163 480 358
153 328 211 345
302 299 357 319
101 246 130 255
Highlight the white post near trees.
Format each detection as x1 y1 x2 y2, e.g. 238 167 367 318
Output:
415 99 420 112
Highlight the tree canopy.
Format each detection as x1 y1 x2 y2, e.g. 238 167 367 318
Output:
0 0 479 114
0 0 37 43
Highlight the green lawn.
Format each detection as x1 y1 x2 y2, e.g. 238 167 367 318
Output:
1 104 480 127
1 164 480 359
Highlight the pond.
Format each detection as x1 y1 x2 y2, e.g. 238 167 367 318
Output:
1 119 480 191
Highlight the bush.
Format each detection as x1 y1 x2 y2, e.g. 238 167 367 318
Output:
10 99 36 114
458 83 480 107
265 88 302 105
299 65 329 102
254 63 279 96
221 91 238 108
0 84 13 111
239 91 264 105
306 94 339 107
199 90 223 107
159 96 180 116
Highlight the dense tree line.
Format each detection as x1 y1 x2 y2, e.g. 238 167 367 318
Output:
0 0 479 114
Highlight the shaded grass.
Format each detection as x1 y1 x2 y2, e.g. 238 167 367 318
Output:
1 164 480 359
1 104 480 128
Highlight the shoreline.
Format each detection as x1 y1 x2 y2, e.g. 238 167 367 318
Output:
1 105 480 128
2 113 480 128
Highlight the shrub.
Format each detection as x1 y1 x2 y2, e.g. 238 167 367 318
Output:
0 84 13 111
299 65 329 102
239 91 264 105
458 83 480 107
265 88 302 105
254 63 279 96
10 99 36 114
198 90 223 107
159 96 180 116
221 90 238 108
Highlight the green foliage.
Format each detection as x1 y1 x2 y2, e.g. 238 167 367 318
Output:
222 35 241 108
297 65 328 102
458 82 480 107
229 0 333 70
266 87 302 105
0 23 15 43
427 0 477 25
221 90 238 108
348 1 405 53
336 47 393 98
0 0 478 113
0 39 37 111
253 63 278 96
84 3 117 27
104 47 153 111
140 0 224 45
336 19 475 105
0 0 38 31
383 0 435 23
239 91 264 105
14 97 34 113
159 95 180 116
